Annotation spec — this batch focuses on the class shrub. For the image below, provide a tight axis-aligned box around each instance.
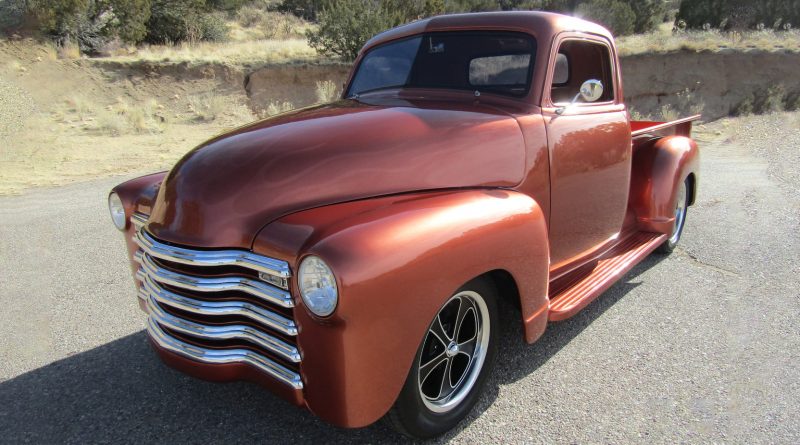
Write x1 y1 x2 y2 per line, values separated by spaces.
265 100 295 116
575 0 636 36
146 0 206 44
733 95 754 116
625 0 666 33
196 11 229 42
107 0 152 43
189 94 228 121
261 11 306 38
753 84 786 114
0 0 28 33
676 0 799 31
237 5 268 27
659 103 678 121
315 80 340 103
278 0 324 21
207 0 248 11
306 0 392 60
23 0 151 51
785 91 800 112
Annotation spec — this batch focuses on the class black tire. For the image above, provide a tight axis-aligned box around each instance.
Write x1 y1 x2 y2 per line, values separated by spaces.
657 178 690 254
385 277 499 439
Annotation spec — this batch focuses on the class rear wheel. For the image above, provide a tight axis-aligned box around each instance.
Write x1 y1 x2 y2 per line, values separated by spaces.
657 178 689 254
386 278 499 439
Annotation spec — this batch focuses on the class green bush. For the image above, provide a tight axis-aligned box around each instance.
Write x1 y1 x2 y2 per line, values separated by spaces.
676 0 799 30
197 11 230 41
0 0 29 33
22 0 151 52
575 0 636 35
207 0 248 11
146 0 228 43
278 0 324 20
106 0 151 43
625 0 666 33
306 0 392 60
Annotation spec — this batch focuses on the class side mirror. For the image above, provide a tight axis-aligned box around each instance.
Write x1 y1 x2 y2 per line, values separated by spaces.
556 79 604 115
579 79 604 102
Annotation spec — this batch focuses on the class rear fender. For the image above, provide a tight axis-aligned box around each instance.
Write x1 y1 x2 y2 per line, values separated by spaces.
253 189 550 427
629 136 699 234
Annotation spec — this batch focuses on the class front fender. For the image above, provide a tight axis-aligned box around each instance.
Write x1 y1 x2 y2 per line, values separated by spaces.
111 172 167 284
630 135 699 234
253 189 549 427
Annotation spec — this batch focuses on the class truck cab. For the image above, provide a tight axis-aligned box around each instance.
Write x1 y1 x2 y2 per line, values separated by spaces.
109 11 699 439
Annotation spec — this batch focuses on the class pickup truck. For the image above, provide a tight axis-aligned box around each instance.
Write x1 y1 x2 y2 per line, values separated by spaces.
109 11 700 439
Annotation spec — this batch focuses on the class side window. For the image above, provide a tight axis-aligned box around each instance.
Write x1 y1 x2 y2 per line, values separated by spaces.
550 39 614 105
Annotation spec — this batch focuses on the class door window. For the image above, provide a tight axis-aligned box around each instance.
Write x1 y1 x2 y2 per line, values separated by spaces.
550 39 615 105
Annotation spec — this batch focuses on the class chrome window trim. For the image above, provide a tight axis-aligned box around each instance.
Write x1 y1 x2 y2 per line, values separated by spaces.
137 273 298 336
134 251 294 308
146 295 301 363
134 229 291 280
147 317 303 390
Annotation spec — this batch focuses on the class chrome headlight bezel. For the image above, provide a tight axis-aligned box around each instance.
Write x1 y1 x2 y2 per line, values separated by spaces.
108 192 127 231
298 255 338 317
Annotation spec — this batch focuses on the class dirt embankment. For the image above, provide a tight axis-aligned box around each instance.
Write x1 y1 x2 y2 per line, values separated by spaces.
245 63 351 109
101 50 800 121
622 50 800 120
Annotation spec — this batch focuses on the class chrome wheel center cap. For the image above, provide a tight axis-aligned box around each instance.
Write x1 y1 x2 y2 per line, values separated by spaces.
446 341 459 357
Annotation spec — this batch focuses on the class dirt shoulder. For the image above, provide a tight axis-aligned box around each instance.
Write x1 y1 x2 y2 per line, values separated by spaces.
0 40 256 195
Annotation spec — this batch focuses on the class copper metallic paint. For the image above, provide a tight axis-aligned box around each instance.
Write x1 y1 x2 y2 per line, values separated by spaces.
253 189 549 427
112 172 166 275
629 134 700 234
109 11 700 431
145 99 526 249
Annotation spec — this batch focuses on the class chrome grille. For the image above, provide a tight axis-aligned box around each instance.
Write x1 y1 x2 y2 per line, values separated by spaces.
131 218 302 390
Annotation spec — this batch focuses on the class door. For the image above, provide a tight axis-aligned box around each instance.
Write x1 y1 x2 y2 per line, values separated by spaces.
543 35 632 269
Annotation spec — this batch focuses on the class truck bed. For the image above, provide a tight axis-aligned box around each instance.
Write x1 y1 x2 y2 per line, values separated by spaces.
631 115 702 139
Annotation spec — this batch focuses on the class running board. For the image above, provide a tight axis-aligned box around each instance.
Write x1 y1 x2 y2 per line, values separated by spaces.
548 232 667 322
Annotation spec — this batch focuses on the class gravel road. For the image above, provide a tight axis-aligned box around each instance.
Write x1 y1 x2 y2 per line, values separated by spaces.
0 114 798 444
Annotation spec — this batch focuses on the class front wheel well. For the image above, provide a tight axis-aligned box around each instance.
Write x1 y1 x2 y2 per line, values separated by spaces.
483 269 521 312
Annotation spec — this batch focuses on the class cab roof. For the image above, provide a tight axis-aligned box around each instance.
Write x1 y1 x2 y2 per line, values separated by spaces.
362 11 613 54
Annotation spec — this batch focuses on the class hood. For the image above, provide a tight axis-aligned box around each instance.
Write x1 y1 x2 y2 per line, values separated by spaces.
147 96 526 249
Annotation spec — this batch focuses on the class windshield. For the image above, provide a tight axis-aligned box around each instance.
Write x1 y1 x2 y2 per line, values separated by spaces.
347 32 536 98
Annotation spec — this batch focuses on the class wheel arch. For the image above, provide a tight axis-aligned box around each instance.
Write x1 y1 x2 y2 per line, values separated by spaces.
252 189 551 428
629 135 699 234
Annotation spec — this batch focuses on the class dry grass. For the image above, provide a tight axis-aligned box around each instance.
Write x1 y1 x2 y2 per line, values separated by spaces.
264 100 295 116
55 95 171 136
7 59 25 73
618 23 800 56
57 42 81 60
234 7 312 40
98 12 317 66
106 38 317 66
188 94 228 122
315 80 340 103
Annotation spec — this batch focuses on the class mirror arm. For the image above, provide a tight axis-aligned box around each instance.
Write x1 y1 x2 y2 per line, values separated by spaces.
555 92 583 115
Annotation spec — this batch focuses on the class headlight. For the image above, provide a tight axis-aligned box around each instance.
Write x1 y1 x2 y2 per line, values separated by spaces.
108 192 126 231
298 256 338 317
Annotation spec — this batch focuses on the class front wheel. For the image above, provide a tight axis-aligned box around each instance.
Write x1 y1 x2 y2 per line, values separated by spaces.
657 178 689 254
386 278 499 439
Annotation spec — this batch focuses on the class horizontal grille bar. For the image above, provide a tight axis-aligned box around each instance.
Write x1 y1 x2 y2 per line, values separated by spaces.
147 317 303 390
134 250 294 308
137 274 298 336
146 295 301 363
131 213 148 231
134 229 291 280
